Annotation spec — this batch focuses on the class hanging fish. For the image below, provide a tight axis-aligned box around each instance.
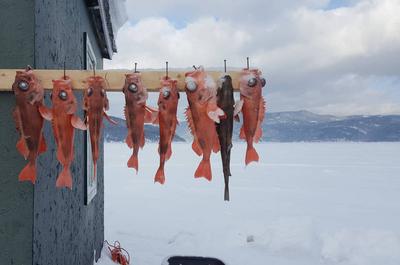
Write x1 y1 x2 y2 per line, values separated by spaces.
154 76 179 184
39 77 86 189
237 68 266 165
83 75 117 180
215 75 243 200
185 66 224 181
123 72 158 173
12 66 47 183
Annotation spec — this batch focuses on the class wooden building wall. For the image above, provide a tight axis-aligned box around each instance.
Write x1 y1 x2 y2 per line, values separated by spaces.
0 0 105 264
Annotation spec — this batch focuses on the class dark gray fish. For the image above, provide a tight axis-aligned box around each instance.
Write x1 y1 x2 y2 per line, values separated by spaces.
216 75 235 201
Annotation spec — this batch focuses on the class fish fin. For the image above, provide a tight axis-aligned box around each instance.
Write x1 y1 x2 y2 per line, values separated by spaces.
38 105 53 121
254 125 262 143
154 167 165 185
245 146 259 165
13 108 22 133
213 134 220 153
207 104 225 123
234 99 244 117
144 106 158 124
18 163 36 184
194 159 212 181
56 167 73 189
140 132 145 148
166 143 172 161
38 134 47 154
103 111 118 125
254 97 266 143
185 107 196 137
192 140 202 156
16 138 29 159
71 115 87 130
239 126 246 140
127 154 139 173
125 133 133 148
234 115 240 122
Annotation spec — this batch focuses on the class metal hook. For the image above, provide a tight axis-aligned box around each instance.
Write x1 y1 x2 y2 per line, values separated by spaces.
224 60 227 73
246 57 250 70
134 62 138 73
166 61 169 79
63 61 66 80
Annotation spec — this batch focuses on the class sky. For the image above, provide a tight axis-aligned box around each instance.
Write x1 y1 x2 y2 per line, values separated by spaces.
104 0 400 117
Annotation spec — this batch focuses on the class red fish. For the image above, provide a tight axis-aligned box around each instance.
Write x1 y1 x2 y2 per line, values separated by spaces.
123 72 158 173
238 68 266 165
185 67 224 181
154 76 179 184
12 66 47 183
83 76 117 180
39 77 86 189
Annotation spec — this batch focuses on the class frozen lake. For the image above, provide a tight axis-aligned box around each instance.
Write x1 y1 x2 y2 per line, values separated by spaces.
98 142 400 265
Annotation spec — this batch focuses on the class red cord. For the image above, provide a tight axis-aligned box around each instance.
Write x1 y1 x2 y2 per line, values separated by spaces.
104 240 130 265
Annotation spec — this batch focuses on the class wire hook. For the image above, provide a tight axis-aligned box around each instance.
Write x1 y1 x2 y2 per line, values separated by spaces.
224 59 227 73
166 61 169 79
63 60 67 80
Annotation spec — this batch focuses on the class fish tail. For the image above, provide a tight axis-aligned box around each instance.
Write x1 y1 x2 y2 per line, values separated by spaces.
245 145 259 165
194 159 212 181
224 183 230 201
127 154 139 173
18 162 36 184
56 166 73 189
154 166 165 185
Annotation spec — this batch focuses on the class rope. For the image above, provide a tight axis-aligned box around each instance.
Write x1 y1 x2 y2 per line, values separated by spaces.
104 240 131 265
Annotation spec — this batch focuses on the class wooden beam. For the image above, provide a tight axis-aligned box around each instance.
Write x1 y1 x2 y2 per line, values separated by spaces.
0 69 241 92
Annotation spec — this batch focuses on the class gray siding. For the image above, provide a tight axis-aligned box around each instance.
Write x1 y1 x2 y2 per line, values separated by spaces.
0 0 105 264
33 0 104 264
0 1 35 265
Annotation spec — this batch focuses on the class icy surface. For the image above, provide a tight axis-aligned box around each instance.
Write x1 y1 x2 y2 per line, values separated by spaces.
97 142 400 265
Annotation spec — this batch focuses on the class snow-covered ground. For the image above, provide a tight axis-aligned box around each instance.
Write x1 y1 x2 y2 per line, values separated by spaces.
97 142 400 265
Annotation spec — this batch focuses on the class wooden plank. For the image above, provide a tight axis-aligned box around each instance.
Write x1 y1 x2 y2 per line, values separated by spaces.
0 69 241 92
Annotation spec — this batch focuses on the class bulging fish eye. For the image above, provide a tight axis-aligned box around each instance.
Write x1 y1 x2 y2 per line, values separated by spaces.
261 78 266 87
100 89 105 97
128 83 138 93
186 80 197 92
59 90 68 101
87 87 93 97
18 81 29 91
161 87 170 99
248 77 257 87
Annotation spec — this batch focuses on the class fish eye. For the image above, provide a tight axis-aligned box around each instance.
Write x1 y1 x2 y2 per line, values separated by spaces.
186 80 197 92
128 83 138 93
100 89 105 97
260 78 266 87
87 87 93 97
248 77 257 87
59 90 68 101
161 87 170 98
18 81 29 91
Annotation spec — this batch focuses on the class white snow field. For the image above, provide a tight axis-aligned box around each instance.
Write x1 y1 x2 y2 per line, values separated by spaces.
97 142 400 265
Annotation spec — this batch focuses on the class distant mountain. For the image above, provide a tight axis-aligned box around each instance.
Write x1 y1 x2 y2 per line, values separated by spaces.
104 116 186 143
104 111 400 143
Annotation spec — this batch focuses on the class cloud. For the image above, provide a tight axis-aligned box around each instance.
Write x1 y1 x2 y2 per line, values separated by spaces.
105 0 400 116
